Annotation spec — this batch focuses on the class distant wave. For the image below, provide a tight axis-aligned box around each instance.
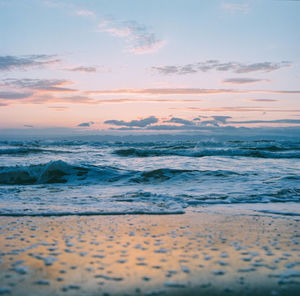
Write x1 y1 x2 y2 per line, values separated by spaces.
0 147 72 155
2 139 299 147
2 145 298 158
113 147 300 158
0 147 47 155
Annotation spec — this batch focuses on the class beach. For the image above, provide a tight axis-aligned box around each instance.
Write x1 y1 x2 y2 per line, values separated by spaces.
1 0 300 294
0 138 299 295
1 204 299 296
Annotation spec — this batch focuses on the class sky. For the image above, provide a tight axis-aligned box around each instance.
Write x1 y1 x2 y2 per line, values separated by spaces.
0 0 300 134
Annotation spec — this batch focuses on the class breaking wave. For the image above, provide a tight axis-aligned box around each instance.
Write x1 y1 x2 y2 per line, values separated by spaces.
0 160 127 185
0 160 242 185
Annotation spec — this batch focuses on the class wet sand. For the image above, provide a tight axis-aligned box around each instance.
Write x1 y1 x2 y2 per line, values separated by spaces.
0 207 300 296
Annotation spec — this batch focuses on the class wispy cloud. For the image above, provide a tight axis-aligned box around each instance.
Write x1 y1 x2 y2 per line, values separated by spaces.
0 91 33 100
223 78 270 84
235 62 291 73
43 1 65 8
152 60 291 75
77 121 95 127
105 116 158 127
247 99 278 102
31 96 201 106
87 88 237 95
43 0 165 55
98 19 166 54
48 106 69 111
2 78 76 93
192 115 232 127
30 95 96 105
221 2 250 14
86 87 300 96
63 66 98 73
77 98 202 104
0 55 60 71
212 115 232 124
164 117 196 125
163 116 231 127
75 9 95 17
0 78 79 106
230 119 300 124
170 106 300 113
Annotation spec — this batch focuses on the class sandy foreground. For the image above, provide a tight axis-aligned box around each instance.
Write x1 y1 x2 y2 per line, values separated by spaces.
0 205 300 296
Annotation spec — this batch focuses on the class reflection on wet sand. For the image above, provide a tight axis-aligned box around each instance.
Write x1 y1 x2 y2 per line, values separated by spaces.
0 211 299 295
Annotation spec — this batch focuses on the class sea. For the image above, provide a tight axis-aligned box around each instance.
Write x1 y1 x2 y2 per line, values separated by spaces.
0 135 299 216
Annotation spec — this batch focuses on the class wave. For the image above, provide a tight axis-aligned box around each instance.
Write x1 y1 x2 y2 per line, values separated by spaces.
2 145 298 158
0 209 185 216
1 138 299 146
0 160 127 185
241 145 300 152
1 187 299 217
113 148 300 158
185 190 300 205
0 147 72 155
0 147 46 155
0 161 241 185
131 168 239 183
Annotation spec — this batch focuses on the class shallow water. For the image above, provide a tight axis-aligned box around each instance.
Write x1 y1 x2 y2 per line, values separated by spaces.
0 138 299 216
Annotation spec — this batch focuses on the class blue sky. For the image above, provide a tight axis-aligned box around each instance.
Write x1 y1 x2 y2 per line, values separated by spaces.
0 0 299 132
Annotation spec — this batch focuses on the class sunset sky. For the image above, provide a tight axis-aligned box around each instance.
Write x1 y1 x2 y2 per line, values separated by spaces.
0 0 300 133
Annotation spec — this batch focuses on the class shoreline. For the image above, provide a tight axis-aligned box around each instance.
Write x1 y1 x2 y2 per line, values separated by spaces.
1 202 299 218
0 206 299 295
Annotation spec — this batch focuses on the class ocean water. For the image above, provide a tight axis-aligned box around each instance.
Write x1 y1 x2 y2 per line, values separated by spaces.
0 137 299 216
